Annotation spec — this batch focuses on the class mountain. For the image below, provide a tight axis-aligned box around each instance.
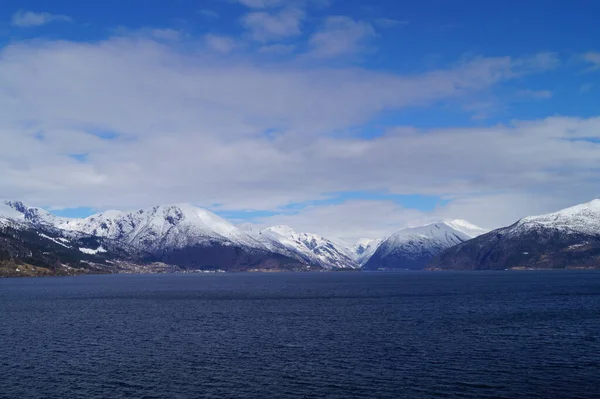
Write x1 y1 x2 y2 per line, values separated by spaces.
1 202 311 272
251 225 359 270
362 220 487 270
430 200 600 270
56 204 265 252
0 216 157 277
351 238 383 266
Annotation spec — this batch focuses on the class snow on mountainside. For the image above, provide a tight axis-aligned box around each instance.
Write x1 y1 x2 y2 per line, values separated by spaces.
252 225 359 269
514 199 600 236
56 204 266 252
0 201 311 271
444 219 489 238
431 199 600 270
0 201 64 228
363 220 486 270
0 201 265 251
352 238 383 266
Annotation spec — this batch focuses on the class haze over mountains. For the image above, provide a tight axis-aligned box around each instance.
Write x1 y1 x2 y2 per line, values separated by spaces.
2 199 600 276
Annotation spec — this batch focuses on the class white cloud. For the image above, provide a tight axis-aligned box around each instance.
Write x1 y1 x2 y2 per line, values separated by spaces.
253 200 428 242
308 16 376 58
582 51 600 70
204 34 238 53
0 35 585 238
250 192 587 242
150 29 182 41
11 10 72 27
241 8 305 42
259 44 296 54
515 51 560 71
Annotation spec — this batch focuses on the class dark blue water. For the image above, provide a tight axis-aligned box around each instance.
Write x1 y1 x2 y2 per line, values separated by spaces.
1 272 600 399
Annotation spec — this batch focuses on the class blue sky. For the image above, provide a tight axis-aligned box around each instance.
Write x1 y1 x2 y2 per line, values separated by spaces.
1 0 599 240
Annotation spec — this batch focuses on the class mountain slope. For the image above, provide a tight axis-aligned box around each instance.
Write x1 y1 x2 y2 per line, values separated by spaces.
430 200 600 270
252 225 359 269
0 219 155 277
363 220 487 270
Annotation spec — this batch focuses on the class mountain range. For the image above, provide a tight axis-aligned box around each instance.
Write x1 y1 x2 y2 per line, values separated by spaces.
2 199 600 276
430 199 600 270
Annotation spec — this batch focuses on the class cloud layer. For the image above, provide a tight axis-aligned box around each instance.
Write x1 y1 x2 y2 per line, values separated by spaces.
11 10 72 27
0 8 596 241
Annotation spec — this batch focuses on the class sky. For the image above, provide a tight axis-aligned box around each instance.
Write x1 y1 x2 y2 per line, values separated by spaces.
0 0 599 242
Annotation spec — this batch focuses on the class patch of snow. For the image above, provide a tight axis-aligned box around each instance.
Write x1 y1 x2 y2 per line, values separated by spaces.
0 200 76 227
0 201 27 221
79 246 107 255
568 243 588 250
38 233 72 248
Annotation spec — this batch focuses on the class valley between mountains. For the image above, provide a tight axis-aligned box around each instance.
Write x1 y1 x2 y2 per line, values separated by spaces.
2 199 600 277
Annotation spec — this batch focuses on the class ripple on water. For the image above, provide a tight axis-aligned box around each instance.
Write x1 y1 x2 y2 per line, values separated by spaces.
0 271 599 399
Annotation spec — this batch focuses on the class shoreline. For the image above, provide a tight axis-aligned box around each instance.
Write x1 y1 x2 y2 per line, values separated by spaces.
3 266 600 279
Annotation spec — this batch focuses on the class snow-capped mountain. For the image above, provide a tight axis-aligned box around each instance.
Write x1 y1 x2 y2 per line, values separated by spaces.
514 199 600 236
0 207 157 277
362 220 487 270
58 204 267 252
351 238 383 266
252 225 359 269
431 200 600 270
2 201 266 251
0 201 310 271
0 201 62 227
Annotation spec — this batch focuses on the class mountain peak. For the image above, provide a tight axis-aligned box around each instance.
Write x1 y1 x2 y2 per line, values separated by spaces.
4 200 27 213
263 225 297 236
518 198 600 236
556 198 600 215
443 219 489 238
363 219 484 270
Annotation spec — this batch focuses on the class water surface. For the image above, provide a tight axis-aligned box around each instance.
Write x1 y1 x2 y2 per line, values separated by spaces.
1 271 599 398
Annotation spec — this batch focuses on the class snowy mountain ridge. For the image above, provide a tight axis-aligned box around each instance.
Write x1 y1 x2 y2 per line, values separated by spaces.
251 225 359 270
1 201 268 251
514 199 600 236
0 201 489 270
